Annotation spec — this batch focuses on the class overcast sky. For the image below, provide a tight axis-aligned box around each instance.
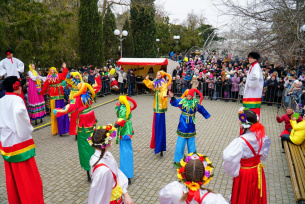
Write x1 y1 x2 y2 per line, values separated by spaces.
157 0 233 32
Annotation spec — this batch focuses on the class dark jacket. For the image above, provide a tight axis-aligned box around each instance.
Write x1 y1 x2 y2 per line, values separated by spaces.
127 73 136 84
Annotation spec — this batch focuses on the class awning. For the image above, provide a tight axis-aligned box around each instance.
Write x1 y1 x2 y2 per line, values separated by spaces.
117 58 168 66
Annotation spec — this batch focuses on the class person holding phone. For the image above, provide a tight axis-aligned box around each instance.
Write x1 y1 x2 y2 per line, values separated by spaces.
276 107 302 137
281 114 305 149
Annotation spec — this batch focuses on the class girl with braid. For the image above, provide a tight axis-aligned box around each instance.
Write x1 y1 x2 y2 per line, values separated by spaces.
159 153 227 204
223 108 271 204
87 125 133 204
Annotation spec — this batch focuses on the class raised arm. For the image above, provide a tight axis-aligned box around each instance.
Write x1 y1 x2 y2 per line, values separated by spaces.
143 78 154 90
53 98 79 117
39 79 50 96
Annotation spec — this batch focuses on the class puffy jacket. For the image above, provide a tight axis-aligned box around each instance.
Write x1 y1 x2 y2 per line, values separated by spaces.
290 120 305 145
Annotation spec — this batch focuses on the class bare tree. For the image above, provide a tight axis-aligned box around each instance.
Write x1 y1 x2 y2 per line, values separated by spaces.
213 0 305 66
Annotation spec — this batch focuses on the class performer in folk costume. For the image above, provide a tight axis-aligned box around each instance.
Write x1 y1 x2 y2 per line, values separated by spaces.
223 107 271 204
40 63 69 136
114 95 137 184
0 50 26 104
27 64 46 125
87 125 133 204
65 72 101 140
53 82 101 181
159 152 228 204
169 89 211 164
243 52 264 117
0 76 44 204
143 70 172 156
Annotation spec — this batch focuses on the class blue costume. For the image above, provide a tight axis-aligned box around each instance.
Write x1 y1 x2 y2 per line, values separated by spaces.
115 96 137 179
170 89 211 162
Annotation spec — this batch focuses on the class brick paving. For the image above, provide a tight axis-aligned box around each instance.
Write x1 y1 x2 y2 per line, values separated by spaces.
0 94 296 204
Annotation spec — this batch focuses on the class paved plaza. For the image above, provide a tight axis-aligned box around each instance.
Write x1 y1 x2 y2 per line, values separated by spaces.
0 94 296 204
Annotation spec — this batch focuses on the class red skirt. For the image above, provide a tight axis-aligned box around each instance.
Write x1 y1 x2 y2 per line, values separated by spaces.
231 156 267 204
4 157 44 204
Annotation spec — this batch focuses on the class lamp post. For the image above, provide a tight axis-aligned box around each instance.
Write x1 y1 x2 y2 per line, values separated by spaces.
173 35 180 54
114 29 128 58
156 39 160 58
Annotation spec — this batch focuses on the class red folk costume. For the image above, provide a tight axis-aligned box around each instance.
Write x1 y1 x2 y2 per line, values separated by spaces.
53 82 101 171
40 67 69 135
223 107 271 204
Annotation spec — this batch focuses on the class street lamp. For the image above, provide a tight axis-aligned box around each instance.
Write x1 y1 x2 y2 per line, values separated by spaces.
173 35 180 54
156 39 160 57
114 29 128 58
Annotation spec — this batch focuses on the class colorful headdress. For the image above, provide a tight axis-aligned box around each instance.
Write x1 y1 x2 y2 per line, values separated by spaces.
29 64 41 88
87 125 117 149
119 95 137 120
70 72 83 86
73 82 96 106
47 67 59 83
157 71 172 87
238 107 265 144
181 89 189 98
188 88 203 104
175 152 213 203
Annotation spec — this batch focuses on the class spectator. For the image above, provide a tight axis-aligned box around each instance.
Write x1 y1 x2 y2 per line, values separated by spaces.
147 67 155 80
276 107 302 137
223 75 231 102
88 71 95 85
127 69 136 96
175 75 182 94
266 75 278 105
206 75 215 100
63 85 71 104
239 77 246 101
289 82 303 101
231 72 240 102
184 72 192 89
83 71 89 83
276 77 285 104
117 67 126 95
215 76 223 100
281 115 305 149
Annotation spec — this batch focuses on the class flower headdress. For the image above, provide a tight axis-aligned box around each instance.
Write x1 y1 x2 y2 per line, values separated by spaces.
238 107 259 129
175 152 213 203
87 125 117 149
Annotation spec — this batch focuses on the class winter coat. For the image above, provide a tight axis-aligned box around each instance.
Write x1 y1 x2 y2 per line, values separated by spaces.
231 77 240 92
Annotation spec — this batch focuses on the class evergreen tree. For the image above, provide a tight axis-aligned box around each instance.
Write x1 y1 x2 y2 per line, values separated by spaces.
122 18 134 58
130 0 157 58
0 0 74 68
79 0 103 67
103 7 118 61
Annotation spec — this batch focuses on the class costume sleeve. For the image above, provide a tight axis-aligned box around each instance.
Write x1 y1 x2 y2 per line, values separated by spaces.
160 82 168 98
248 66 260 88
143 79 154 90
92 74 102 93
59 67 68 81
53 98 78 117
0 60 7 77
13 101 34 140
115 106 126 127
28 71 37 81
223 138 243 178
117 169 128 194
276 115 285 123
197 104 211 119
203 193 229 204
170 97 181 107
39 79 49 95
15 58 24 73
88 167 113 204
159 182 175 204
260 136 271 161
